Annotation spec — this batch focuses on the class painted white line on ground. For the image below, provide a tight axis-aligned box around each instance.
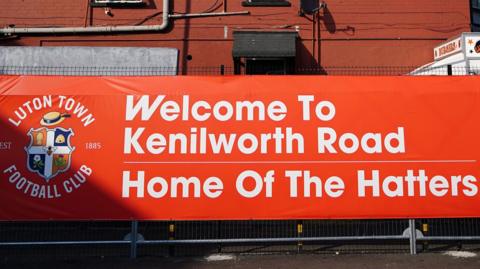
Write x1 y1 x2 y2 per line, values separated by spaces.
443 251 478 258
204 254 236 262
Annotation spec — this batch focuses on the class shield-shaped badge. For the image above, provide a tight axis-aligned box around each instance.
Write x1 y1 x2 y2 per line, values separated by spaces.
25 127 75 181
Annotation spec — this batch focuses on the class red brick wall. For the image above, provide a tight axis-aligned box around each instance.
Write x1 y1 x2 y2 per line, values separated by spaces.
0 0 472 71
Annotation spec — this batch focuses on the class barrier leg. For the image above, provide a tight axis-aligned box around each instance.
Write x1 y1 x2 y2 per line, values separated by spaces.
409 219 417 255
168 222 176 257
130 220 138 259
297 220 303 253
422 223 429 252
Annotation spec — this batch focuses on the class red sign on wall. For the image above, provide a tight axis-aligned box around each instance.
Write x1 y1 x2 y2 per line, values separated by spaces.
0 75 479 220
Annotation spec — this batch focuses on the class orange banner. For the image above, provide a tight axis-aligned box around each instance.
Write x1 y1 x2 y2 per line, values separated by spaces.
0 75 479 220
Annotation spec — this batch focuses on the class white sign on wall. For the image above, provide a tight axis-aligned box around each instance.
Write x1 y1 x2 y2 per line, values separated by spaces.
434 37 462 60
465 35 480 58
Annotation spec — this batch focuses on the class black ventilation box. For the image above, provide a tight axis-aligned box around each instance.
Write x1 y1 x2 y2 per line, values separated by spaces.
300 0 320 15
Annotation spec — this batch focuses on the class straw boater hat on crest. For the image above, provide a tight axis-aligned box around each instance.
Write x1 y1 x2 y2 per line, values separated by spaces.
40 112 70 126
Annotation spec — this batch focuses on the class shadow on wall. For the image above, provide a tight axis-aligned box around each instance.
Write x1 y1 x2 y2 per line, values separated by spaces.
0 37 22 46
296 40 326 74
321 6 336 34
296 4 338 72
297 4 356 73
322 6 355 36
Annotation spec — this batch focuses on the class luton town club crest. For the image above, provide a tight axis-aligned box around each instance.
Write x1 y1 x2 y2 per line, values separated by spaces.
25 112 75 181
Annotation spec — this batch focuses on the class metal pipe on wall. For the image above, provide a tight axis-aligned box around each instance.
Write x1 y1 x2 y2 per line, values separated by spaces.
0 1 249 35
168 11 249 19
0 0 170 35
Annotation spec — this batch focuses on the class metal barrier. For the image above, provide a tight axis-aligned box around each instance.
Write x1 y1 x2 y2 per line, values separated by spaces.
2 218 480 259
0 65 478 76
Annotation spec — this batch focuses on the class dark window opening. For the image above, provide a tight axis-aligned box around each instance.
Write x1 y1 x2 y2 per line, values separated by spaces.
471 0 480 31
242 0 291 7
233 58 294 75
90 0 145 7
245 58 294 75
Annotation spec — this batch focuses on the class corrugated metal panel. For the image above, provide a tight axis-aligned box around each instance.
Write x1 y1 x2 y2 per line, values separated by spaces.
0 46 179 75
